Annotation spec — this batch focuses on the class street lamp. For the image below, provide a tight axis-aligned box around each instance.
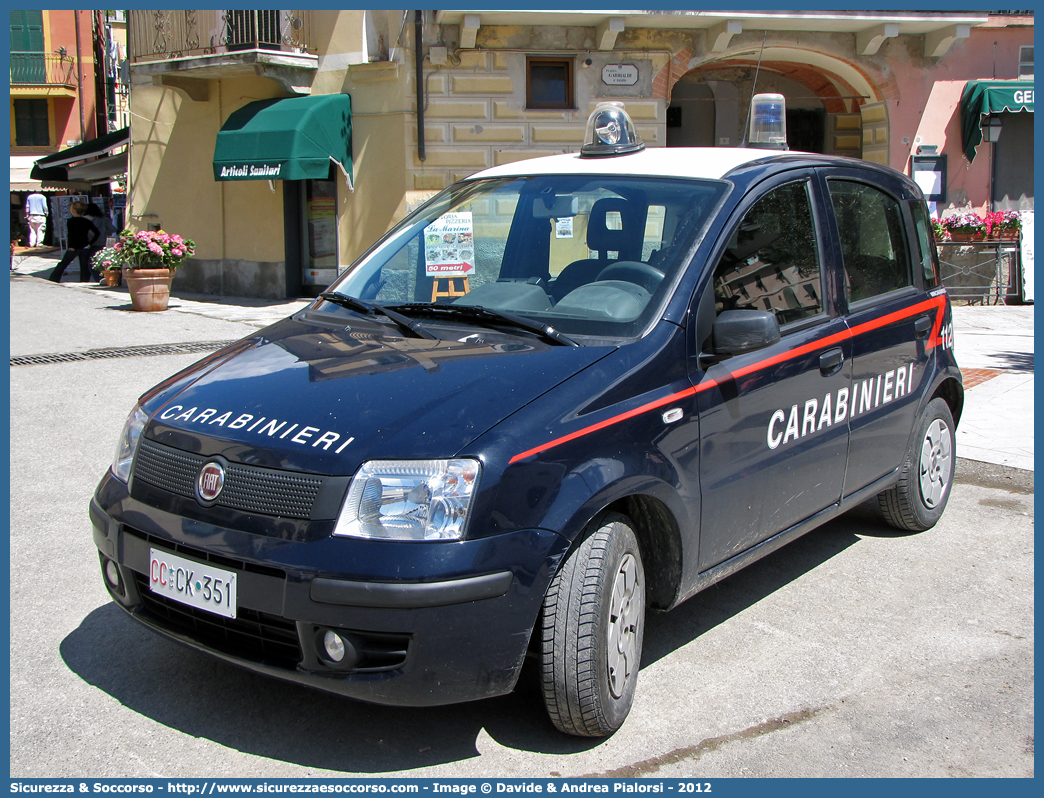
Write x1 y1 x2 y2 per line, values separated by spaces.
984 115 1003 142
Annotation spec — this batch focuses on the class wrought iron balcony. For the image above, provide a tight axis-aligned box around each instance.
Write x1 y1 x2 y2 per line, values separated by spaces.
128 10 314 63
10 52 77 87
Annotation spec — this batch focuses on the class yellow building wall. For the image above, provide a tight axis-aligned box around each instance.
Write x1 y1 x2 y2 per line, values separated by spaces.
128 76 286 264
215 77 287 263
399 40 666 198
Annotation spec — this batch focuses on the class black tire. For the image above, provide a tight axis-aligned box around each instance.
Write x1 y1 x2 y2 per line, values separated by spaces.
539 513 645 737
878 397 956 531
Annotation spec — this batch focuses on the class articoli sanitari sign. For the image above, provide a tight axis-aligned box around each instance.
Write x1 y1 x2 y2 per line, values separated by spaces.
217 163 283 179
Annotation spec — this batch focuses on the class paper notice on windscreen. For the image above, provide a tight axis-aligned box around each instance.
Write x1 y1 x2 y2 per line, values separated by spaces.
556 217 574 239
424 212 476 277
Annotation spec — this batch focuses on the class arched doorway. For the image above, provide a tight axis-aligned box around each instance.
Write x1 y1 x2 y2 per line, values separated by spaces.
664 47 889 161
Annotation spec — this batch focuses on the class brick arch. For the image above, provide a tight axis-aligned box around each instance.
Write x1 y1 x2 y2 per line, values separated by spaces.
655 46 893 112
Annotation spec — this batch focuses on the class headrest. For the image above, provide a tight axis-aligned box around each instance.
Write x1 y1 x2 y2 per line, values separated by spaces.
586 198 640 258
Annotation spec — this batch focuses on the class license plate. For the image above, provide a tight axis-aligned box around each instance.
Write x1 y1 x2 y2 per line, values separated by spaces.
148 548 237 619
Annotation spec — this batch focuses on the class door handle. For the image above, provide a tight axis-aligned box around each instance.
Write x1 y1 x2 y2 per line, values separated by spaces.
819 347 844 376
914 315 932 338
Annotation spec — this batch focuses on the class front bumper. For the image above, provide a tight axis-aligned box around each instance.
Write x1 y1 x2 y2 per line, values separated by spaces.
91 475 570 707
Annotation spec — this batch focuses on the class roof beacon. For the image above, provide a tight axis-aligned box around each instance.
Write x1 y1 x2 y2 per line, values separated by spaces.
581 102 645 157
747 93 789 150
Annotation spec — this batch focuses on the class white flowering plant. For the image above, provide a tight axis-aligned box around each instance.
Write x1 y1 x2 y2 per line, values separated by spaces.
940 209 985 238
91 243 125 272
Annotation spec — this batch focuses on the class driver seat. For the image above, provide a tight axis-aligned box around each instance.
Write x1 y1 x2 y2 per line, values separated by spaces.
550 198 643 301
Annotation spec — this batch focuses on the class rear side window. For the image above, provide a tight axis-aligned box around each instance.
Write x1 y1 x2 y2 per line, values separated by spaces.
828 180 912 302
910 201 941 287
712 180 823 327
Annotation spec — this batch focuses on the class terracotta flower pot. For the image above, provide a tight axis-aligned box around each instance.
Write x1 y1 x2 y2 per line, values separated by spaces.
124 267 173 311
103 269 122 287
948 231 982 243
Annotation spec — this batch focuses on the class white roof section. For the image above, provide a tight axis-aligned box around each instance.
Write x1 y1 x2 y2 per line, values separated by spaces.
466 147 785 182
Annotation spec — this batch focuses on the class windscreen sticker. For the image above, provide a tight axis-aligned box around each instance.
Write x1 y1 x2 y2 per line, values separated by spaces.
425 212 476 277
555 217 574 239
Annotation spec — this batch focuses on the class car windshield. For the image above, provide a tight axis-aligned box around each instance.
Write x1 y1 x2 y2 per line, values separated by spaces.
328 174 728 340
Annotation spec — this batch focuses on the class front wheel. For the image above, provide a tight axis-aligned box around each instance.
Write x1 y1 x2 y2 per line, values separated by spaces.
539 513 646 737
878 397 956 531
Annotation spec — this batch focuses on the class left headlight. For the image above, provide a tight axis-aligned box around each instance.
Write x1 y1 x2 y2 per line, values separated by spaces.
112 404 149 483
333 459 482 541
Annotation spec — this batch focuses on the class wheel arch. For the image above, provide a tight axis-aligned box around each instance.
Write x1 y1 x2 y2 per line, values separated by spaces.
568 492 685 612
932 374 964 428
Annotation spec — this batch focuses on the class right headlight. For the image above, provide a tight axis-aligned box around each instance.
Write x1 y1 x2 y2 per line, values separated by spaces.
112 404 149 483
333 459 481 541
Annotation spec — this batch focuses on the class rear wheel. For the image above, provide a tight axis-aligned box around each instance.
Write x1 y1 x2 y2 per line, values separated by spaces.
878 397 955 531
539 513 645 737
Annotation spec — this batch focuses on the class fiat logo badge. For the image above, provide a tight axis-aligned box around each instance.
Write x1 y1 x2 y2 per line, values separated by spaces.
197 461 226 503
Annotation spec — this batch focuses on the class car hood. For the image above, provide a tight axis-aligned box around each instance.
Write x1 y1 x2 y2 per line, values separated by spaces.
145 314 612 474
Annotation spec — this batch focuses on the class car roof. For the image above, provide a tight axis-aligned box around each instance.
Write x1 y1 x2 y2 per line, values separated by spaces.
468 147 776 182
466 147 919 195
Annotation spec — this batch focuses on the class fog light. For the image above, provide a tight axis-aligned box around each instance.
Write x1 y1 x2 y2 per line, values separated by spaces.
103 559 121 591
323 630 346 663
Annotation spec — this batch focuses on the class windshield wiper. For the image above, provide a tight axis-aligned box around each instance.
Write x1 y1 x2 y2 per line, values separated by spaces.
387 303 579 347
318 293 437 340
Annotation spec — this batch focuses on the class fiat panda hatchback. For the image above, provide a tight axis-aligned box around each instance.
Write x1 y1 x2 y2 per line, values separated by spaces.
91 102 962 737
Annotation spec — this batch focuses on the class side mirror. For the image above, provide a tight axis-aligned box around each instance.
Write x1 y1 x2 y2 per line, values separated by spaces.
710 309 781 357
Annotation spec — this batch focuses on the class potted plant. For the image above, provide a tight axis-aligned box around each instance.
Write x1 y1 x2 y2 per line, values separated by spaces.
118 230 195 311
983 210 1022 240
940 210 986 242
91 243 126 286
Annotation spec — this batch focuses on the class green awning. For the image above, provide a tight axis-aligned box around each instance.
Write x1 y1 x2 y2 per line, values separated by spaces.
960 80 1034 163
30 126 129 187
213 94 353 188
32 126 129 169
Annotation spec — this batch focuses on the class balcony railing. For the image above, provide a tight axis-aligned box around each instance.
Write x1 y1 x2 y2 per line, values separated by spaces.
10 52 77 86
128 9 314 63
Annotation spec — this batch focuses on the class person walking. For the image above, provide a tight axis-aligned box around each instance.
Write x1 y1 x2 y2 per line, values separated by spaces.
49 201 99 283
25 192 48 247
83 203 117 281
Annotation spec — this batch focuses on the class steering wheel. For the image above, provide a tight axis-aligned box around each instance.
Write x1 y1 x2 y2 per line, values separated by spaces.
597 261 666 294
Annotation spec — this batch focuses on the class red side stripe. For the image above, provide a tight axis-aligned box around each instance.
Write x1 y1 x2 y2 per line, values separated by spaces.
510 296 947 463
509 381 718 464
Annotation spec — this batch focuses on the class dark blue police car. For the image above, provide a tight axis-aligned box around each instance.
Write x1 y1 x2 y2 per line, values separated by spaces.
92 101 962 737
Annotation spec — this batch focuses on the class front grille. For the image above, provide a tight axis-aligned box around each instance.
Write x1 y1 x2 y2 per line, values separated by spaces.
124 526 286 580
132 571 302 669
134 438 324 519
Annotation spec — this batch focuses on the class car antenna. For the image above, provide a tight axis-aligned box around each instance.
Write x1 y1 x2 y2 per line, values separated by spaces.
741 31 769 147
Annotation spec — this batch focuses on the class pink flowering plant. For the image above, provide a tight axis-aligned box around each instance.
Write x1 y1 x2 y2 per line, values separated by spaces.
116 229 196 271
982 210 1022 237
931 218 950 242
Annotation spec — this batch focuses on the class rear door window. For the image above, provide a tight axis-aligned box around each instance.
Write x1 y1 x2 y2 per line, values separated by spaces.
910 201 941 288
827 180 913 303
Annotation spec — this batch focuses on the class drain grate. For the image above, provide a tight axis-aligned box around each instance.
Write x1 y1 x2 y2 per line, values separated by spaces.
11 340 240 367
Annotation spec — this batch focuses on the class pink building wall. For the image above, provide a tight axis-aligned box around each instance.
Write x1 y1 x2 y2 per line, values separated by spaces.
883 20 1032 215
